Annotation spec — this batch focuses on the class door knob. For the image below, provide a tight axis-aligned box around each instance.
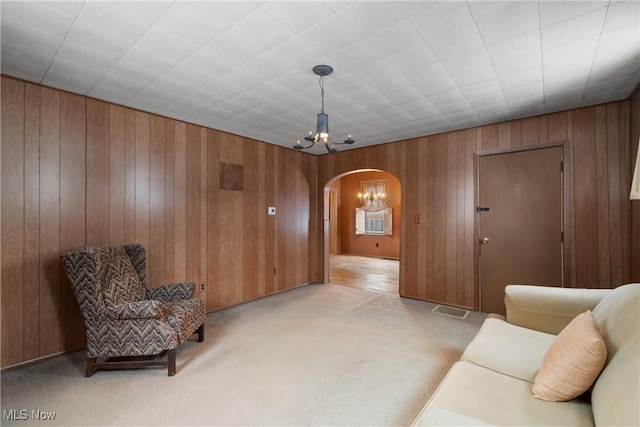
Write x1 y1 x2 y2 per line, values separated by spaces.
480 237 490 245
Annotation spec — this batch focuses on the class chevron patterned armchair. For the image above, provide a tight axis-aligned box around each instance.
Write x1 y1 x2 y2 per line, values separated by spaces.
61 244 205 376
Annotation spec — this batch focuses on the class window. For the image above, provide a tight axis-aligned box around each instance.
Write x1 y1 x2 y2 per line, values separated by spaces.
355 207 392 236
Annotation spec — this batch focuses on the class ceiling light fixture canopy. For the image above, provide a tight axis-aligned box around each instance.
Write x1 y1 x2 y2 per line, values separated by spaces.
293 65 355 154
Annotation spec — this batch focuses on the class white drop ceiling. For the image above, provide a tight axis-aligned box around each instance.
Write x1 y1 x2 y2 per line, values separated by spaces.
2 1 639 155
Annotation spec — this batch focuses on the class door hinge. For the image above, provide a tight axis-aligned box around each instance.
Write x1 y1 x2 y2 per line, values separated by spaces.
560 161 564 172
561 231 564 242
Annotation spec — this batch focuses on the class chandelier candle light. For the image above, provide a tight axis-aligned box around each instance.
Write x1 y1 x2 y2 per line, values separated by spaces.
293 65 355 154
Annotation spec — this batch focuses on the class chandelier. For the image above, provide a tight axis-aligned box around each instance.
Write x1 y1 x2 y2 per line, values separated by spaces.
293 65 355 154
358 182 388 212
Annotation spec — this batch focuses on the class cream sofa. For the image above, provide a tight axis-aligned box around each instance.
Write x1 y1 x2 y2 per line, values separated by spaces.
413 283 640 426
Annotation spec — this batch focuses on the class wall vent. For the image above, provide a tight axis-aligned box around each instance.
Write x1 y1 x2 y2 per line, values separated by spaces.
432 305 469 320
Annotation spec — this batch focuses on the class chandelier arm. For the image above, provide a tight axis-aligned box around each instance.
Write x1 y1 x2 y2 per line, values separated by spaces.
293 139 315 150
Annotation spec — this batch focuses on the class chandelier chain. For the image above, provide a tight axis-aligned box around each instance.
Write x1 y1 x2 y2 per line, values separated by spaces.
319 75 325 114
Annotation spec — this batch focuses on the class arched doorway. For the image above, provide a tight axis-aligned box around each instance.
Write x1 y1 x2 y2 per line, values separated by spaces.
323 169 401 294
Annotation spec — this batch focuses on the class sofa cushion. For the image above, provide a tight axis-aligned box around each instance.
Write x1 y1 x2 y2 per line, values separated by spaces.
419 361 594 426
590 283 640 426
413 407 492 426
532 311 607 402
462 317 555 383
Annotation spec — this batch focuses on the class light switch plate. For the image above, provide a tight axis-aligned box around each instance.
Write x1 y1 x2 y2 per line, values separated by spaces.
268 207 276 215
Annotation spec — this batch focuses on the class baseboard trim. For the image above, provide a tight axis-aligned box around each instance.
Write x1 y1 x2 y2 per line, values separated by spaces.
0 347 84 373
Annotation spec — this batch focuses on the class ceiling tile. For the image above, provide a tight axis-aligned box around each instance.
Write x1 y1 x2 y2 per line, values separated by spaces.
337 2 406 38
43 57 106 94
77 1 151 42
137 26 201 62
148 76 197 98
1 17 63 55
543 36 599 79
126 87 181 113
471 1 539 46
539 1 609 27
590 60 640 84
397 1 444 18
486 30 541 64
405 63 458 97
217 67 267 92
468 92 507 108
1 1 74 37
493 54 543 81
261 1 334 34
185 1 262 30
498 66 543 91
57 40 119 72
503 83 544 101
460 79 503 100
425 26 485 62
326 41 382 73
164 63 217 89
388 45 439 75
66 20 134 58
245 37 322 81
177 50 235 79
37 1 84 18
602 1 640 32
1 40 52 82
88 74 147 105
108 60 164 86
365 21 424 58
544 73 590 92
300 14 360 55
121 45 180 76
545 86 586 104
451 65 498 88
541 7 607 50
410 1 476 41
152 2 226 46
223 8 294 53
204 31 265 67
592 24 640 69
112 1 173 24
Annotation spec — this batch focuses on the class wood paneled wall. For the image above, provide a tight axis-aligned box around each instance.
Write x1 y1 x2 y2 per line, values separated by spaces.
1 74 635 369
630 86 640 282
318 103 633 309
1 76 319 369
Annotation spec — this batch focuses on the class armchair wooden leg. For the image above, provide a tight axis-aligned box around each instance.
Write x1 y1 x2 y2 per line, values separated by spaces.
197 323 205 342
85 357 96 377
167 349 176 376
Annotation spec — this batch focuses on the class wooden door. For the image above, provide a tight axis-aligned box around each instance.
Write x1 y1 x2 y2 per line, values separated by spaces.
478 147 564 315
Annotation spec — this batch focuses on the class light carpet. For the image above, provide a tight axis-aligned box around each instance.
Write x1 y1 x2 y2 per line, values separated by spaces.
1 283 485 426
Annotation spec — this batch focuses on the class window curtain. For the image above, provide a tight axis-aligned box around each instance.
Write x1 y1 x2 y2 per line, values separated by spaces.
362 182 388 212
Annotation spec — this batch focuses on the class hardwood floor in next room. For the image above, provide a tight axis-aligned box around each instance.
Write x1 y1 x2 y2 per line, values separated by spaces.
329 254 399 295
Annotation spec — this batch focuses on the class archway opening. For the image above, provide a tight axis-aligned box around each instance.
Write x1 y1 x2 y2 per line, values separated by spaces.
323 169 401 295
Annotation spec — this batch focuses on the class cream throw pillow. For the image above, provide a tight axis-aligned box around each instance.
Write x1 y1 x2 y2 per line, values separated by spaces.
532 310 607 402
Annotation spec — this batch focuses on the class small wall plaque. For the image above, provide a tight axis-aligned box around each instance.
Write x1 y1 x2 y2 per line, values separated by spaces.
220 162 243 191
